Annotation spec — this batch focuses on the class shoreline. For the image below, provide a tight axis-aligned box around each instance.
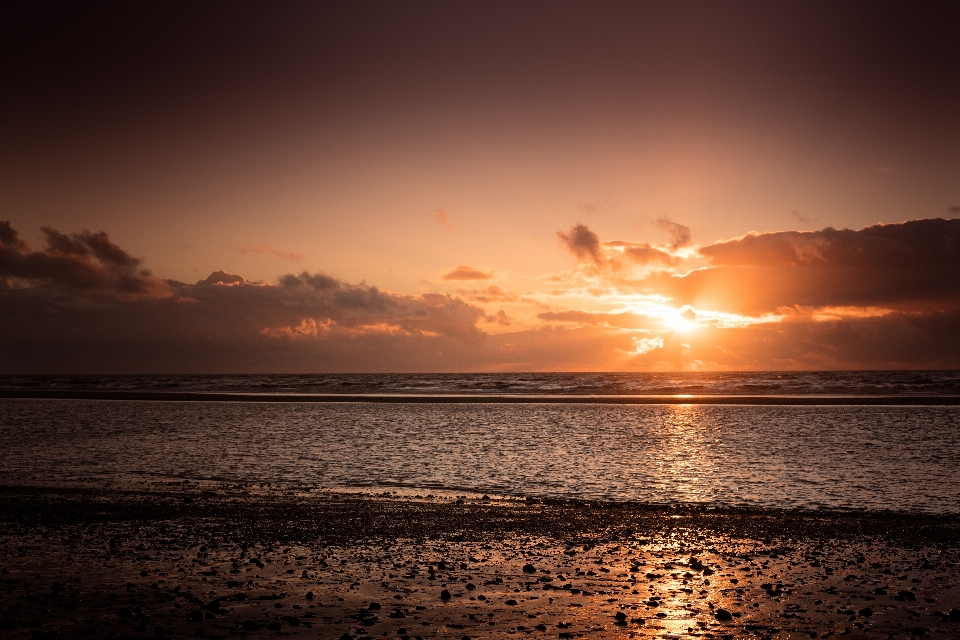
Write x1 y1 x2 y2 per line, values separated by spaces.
4 389 960 405
2 485 959 639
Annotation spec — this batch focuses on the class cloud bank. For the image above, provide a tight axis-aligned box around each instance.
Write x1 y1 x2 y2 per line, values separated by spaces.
641 218 960 314
3 219 960 372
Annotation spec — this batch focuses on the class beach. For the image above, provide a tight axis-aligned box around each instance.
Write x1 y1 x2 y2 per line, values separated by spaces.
3 482 960 639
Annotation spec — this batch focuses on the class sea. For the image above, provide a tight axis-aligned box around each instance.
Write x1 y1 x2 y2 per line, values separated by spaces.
1 372 959 513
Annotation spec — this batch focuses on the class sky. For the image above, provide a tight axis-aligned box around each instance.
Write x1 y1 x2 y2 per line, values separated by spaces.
2 0 960 372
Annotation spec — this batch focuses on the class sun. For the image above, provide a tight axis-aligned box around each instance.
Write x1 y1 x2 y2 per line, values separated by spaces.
667 306 699 333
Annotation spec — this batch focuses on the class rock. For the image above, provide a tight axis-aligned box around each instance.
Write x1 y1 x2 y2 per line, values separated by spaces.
522 564 536 573
440 590 451 600
368 602 381 610
186 610 203 622
305 591 314 600
505 599 518 605
241 620 259 630
689 557 705 571
204 600 220 612
715 609 733 621
859 607 873 617
481 495 490 501
614 612 627 621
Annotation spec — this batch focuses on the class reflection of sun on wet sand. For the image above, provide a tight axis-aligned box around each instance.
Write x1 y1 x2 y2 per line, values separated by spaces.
2 484 959 639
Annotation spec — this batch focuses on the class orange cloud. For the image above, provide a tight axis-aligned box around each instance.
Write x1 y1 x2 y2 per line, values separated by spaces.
4 219 960 372
430 209 453 229
637 218 960 315
238 244 305 262
441 265 494 281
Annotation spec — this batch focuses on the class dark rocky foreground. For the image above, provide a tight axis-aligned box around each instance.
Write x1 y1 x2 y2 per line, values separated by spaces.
2 483 960 639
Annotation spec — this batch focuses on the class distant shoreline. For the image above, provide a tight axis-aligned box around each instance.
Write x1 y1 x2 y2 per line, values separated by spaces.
3 389 960 405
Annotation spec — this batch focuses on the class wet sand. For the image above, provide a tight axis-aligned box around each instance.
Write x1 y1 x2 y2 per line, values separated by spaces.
2 483 960 639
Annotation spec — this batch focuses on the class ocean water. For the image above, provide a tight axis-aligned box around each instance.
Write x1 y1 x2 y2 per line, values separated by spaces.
3 370 960 396
1 392 959 513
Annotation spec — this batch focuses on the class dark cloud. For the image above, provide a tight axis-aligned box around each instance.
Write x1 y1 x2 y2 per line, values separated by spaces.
0 266 488 372
655 218 691 250
949 205 960 216
0 222 169 296
557 223 603 265
440 265 494 281
280 271 339 290
640 218 960 314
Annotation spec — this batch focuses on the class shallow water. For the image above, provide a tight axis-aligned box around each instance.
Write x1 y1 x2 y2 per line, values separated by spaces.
2 399 958 512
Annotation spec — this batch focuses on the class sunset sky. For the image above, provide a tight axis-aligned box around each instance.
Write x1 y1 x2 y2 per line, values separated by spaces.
2 0 959 372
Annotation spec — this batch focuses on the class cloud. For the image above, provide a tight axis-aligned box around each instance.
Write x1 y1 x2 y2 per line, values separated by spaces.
606 241 679 266
4 219 960 373
0 221 170 297
560 224 681 268
538 310 648 329
464 285 517 303
949 205 960 217
639 218 960 315
655 217 691 249
440 265 494 281
557 223 603 265
196 270 252 286
430 209 453 229
791 210 812 225
238 244 305 262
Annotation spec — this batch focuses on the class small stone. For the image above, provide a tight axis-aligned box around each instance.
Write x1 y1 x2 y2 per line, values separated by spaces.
440 590 451 600
505 599 518 605
368 602 381 610
614 612 627 621
522 564 536 573
305 591 314 600
715 608 733 621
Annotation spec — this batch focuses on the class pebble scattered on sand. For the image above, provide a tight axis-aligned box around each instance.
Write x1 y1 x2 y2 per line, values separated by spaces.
2 483 959 639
